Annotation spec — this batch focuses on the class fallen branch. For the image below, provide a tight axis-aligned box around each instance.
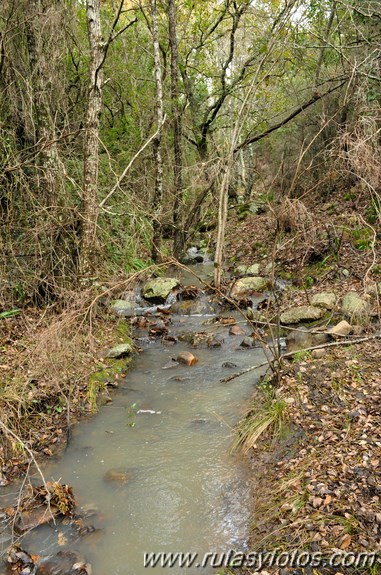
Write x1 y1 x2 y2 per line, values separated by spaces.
220 334 381 383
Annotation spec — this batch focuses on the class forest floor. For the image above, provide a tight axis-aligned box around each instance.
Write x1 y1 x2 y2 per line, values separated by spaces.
224 188 381 574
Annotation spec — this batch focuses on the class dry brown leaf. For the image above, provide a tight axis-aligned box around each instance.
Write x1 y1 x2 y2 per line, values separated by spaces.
340 533 352 549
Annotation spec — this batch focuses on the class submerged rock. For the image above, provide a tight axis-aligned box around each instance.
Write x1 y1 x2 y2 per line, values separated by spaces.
170 298 218 315
280 306 324 325
222 361 238 368
230 276 270 298
103 468 134 485
36 551 90 575
142 277 180 303
15 507 53 534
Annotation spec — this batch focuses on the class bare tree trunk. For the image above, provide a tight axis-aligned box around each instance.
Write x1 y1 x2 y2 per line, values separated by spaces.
26 0 65 206
168 0 183 259
214 159 232 288
150 0 164 262
79 0 104 277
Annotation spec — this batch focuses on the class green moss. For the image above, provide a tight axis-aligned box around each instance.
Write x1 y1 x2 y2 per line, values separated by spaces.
371 264 381 276
115 319 133 344
88 357 132 411
351 226 373 251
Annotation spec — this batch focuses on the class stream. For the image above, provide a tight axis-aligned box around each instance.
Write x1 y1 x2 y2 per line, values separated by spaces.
3 265 268 575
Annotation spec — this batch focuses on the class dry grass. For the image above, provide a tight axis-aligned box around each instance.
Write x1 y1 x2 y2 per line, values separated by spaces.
275 197 316 241
0 265 164 470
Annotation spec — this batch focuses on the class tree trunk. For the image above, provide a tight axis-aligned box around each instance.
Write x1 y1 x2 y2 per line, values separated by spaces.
168 0 184 258
214 159 232 288
26 0 65 207
150 0 164 262
79 0 104 277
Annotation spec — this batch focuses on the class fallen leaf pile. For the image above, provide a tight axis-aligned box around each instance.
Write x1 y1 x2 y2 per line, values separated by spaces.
245 340 381 574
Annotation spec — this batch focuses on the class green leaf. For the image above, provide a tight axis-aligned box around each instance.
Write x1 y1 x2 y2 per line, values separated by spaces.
0 309 21 319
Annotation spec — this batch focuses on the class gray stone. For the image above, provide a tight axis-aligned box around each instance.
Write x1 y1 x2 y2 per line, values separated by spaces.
109 299 136 317
286 329 312 353
311 292 336 310
311 332 329 346
235 263 261 276
103 343 133 359
280 306 325 325
246 308 265 323
312 348 327 359
328 320 352 337
230 276 270 298
247 264 261 275
142 277 180 303
170 298 218 315
341 292 370 324
240 336 256 348
364 282 381 298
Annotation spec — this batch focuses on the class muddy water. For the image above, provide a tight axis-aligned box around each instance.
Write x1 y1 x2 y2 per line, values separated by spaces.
22 267 267 574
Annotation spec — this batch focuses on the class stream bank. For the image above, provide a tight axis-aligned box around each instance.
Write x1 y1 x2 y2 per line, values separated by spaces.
1 263 270 575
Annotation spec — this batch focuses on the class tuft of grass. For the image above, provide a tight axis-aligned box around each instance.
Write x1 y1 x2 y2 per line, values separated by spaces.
351 226 373 250
293 349 311 363
232 385 288 453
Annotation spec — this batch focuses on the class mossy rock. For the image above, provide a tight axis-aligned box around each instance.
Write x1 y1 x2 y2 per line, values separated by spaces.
103 343 134 359
142 277 179 303
231 276 270 298
311 292 336 310
110 299 135 316
341 292 370 325
280 305 325 325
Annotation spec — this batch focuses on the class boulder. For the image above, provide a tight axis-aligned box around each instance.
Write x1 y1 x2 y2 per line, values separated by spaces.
328 320 352 337
103 343 133 359
341 292 370 324
311 292 336 310
280 306 324 325
142 277 180 303
230 276 270 298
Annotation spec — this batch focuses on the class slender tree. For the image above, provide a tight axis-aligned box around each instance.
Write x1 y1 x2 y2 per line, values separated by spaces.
150 0 164 262
79 0 104 277
168 0 184 258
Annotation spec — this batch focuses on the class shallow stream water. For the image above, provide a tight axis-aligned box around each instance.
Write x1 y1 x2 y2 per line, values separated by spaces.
3 265 267 575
